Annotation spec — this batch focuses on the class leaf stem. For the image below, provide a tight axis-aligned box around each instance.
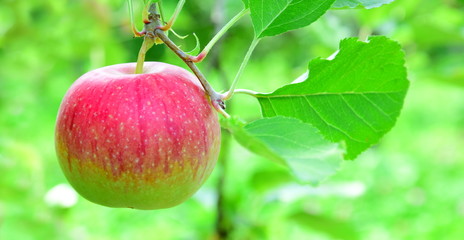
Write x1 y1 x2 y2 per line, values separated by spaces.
128 0 145 36
190 8 250 62
223 38 260 100
156 1 165 23
159 0 185 31
233 89 259 97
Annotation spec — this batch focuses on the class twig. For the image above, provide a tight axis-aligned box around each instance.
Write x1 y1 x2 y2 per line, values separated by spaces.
141 3 228 117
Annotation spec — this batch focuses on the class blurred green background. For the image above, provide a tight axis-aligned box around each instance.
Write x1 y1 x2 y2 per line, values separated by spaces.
1 0 463 239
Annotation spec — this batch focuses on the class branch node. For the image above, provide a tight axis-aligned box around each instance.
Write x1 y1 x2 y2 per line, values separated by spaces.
143 3 227 116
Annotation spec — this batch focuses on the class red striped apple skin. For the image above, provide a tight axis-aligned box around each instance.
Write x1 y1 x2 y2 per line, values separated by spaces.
55 62 221 209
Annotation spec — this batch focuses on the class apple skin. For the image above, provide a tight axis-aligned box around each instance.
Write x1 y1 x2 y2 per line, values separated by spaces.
55 62 221 210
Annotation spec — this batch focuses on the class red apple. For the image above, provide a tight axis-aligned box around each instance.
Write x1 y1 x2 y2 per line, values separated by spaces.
55 62 221 209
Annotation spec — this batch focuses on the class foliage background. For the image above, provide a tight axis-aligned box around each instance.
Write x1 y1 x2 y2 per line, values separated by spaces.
1 0 463 239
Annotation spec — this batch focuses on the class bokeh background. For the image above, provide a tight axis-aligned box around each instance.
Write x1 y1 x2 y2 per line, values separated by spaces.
1 0 463 239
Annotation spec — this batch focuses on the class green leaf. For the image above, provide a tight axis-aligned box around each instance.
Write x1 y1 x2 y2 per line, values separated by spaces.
256 36 409 159
249 0 336 38
332 0 394 9
242 0 249 8
223 116 344 185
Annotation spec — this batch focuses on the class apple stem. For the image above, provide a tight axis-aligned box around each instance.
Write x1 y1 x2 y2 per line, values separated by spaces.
135 37 155 74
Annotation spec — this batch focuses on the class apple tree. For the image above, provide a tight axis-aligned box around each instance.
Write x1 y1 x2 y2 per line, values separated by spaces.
54 0 409 233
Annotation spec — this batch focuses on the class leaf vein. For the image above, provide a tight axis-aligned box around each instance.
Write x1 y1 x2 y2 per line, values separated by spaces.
264 0 329 33
340 95 381 133
303 96 366 144
360 94 394 121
